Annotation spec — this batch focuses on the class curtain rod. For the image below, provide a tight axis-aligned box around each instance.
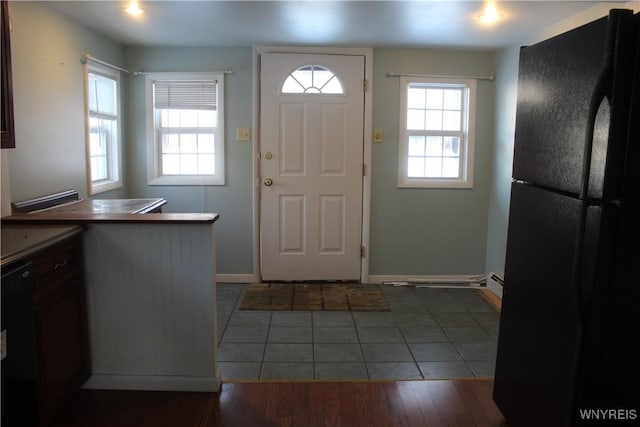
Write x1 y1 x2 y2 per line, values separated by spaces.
386 72 495 81
81 54 130 74
132 70 233 76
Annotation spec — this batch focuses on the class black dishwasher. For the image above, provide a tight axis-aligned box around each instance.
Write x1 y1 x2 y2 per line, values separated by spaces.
1 261 38 427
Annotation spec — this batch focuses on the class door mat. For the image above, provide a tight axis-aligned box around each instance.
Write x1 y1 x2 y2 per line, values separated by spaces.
238 283 390 311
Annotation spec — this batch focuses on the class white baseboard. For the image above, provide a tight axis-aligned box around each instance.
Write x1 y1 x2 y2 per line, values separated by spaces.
486 272 503 298
216 273 258 283
83 371 221 392
369 273 502 300
368 274 487 286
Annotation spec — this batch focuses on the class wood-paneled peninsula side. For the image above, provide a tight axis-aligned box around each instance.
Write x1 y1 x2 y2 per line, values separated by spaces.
2 209 222 393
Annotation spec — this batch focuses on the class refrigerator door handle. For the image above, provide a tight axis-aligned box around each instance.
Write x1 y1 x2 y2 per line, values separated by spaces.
580 63 612 200
578 205 617 307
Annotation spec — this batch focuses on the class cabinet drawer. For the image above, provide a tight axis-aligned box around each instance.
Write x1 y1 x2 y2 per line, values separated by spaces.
32 237 83 289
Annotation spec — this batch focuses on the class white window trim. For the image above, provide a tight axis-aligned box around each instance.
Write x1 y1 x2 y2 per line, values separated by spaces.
84 63 123 195
397 77 476 189
145 72 225 186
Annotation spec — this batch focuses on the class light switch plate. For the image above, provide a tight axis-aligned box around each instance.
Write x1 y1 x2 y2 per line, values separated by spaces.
373 128 383 143
236 127 251 142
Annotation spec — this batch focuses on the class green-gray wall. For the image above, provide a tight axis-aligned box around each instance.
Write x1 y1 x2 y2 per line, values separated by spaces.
370 48 494 276
123 47 254 274
5 1 127 202
484 47 519 277
4 1 507 278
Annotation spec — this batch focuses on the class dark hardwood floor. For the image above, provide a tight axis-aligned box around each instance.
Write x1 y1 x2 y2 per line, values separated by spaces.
51 379 507 427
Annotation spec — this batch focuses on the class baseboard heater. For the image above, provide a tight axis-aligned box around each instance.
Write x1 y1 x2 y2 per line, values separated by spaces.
384 274 488 289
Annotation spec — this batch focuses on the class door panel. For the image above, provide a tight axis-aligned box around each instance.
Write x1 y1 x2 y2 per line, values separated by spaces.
319 195 345 253
280 195 305 254
260 53 364 281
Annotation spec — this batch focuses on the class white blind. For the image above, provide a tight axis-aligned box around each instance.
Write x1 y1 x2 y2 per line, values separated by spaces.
88 72 117 116
153 80 218 110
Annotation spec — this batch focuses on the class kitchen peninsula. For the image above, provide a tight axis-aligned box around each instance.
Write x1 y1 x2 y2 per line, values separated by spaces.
2 197 221 395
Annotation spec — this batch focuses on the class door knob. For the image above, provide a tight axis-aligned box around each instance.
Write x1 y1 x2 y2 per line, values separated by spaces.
263 178 273 186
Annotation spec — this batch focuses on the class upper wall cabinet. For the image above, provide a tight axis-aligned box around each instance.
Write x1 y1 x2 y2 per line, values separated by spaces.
1 0 15 149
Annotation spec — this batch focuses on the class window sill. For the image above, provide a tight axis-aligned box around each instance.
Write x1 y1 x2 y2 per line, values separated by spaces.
147 175 225 186
397 177 473 189
90 180 123 195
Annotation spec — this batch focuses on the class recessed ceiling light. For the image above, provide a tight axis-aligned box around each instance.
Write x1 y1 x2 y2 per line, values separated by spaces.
125 1 144 17
478 2 502 24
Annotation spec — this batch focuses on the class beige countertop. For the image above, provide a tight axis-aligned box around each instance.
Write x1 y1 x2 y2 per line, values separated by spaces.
0 224 84 267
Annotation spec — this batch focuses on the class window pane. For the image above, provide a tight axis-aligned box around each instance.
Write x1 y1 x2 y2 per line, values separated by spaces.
407 87 426 109
162 154 180 174
180 154 199 174
91 156 107 181
180 110 198 128
442 111 461 131
425 136 443 156
425 89 443 109
89 131 106 156
321 77 343 94
425 158 443 177
88 73 117 115
166 109 180 127
199 134 215 153
408 136 425 156
443 136 460 156
199 109 216 126
282 77 304 93
198 154 216 174
293 68 313 89
162 134 180 153
442 158 460 178
443 89 462 109
314 69 333 89
407 110 425 130
425 110 442 130
181 134 198 153
408 157 425 177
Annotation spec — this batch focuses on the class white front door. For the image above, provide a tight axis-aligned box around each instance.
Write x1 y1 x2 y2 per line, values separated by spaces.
260 53 365 281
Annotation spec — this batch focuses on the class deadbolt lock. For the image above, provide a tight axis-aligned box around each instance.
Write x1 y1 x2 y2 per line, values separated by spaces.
264 152 273 160
263 178 273 186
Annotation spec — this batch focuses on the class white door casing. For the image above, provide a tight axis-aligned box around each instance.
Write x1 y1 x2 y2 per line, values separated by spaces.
260 53 365 281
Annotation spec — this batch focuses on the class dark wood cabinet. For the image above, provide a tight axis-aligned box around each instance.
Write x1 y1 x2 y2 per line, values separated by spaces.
1 0 15 149
32 236 90 426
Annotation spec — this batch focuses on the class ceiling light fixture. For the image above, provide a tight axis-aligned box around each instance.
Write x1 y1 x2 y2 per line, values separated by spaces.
478 1 502 25
125 1 144 17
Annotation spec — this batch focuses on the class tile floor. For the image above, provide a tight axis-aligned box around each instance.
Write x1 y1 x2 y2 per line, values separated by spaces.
216 283 499 381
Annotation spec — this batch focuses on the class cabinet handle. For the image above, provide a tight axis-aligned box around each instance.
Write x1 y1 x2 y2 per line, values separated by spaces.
54 258 71 270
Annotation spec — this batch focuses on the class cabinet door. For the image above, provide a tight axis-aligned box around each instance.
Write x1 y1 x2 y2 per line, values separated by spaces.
35 279 90 426
1 0 15 149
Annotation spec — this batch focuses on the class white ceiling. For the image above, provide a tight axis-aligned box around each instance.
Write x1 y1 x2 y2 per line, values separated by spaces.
48 1 631 50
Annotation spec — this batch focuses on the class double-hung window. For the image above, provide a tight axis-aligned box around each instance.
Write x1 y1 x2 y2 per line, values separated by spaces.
398 77 476 188
85 63 122 194
146 72 225 185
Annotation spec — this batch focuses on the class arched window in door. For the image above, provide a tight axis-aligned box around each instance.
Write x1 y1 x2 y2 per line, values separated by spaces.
281 65 344 94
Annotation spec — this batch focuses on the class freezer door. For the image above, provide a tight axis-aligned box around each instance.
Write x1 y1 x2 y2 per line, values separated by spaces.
494 183 583 427
513 10 636 198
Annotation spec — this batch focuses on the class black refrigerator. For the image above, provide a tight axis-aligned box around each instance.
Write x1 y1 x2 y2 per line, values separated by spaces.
494 9 639 427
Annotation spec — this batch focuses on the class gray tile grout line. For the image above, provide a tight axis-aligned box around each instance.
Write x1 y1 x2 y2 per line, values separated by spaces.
350 304 369 379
